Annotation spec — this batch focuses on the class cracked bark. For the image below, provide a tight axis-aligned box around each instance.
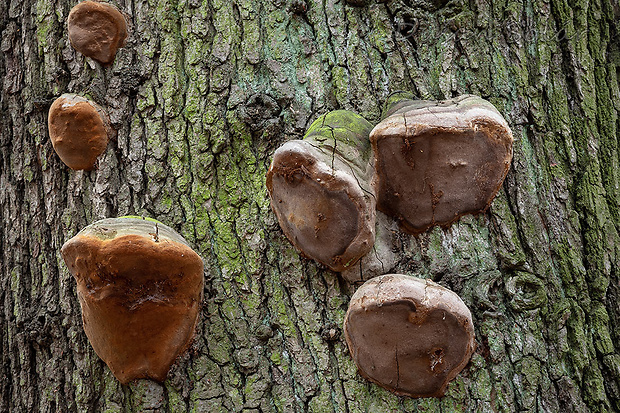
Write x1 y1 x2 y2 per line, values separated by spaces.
1 0 619 412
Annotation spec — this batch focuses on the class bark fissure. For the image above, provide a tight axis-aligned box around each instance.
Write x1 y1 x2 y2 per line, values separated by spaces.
2 0 620 411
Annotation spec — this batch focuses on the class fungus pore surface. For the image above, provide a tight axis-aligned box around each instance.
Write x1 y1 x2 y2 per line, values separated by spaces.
68 0 128 65
61 217 204 384
48 94 110 170
370 95 513 235
344 274 475 398
266 110 376 272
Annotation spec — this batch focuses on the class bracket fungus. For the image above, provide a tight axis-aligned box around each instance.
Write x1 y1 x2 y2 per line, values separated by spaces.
370 94 513 235
48 94 110 170
61 217 204 384
266 110 376 272
68 0 128 65
344 274 475 398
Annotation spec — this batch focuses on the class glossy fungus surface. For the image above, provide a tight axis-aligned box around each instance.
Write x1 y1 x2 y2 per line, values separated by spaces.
68 0 128 65
48 94 109 170
266 110 375 272
61 217 204 384
370 95 513 235
344 274 475 398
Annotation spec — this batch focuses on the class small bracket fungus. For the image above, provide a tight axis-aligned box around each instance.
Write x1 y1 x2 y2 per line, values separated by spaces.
68 0 128 65
48 94 111 170
344 274 475 398
370 94 513 235
61 217 204 384
266 110 376 272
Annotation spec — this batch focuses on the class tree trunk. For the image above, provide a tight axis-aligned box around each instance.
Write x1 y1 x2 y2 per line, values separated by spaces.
1 0 619 411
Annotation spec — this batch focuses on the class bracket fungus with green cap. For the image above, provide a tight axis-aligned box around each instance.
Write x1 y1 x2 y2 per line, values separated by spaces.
48 94 111 170
266 110 376 272
370 94 513 235
61 217 204 384
344 274 475 398
68 0 128 65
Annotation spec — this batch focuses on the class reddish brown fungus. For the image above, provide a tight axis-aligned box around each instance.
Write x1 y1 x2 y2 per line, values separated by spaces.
48 94 110 170
370 94 513 235
344 274 475 398
68 0 128 65
266 110 376 273
61 217 204 384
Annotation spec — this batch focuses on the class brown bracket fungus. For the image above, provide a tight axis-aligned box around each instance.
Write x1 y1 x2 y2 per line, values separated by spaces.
344 274 475 398
61 217 204 384
68 0 128 65
266 110 376 272
370 94 513 235
48 94 111 170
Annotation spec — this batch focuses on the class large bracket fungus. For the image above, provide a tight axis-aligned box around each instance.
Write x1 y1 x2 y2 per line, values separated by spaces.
68 0 128 65
48 94 111 170
61 217 204 384
266 110 376 272
344 274 475 398
370 94 513 235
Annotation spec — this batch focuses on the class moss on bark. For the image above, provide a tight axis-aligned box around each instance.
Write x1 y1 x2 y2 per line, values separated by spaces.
0 0 619 411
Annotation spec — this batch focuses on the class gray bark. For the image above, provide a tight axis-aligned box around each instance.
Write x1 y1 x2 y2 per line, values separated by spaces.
1 0 619 411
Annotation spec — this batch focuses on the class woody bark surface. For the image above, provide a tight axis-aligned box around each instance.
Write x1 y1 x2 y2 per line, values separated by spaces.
0 0 619 412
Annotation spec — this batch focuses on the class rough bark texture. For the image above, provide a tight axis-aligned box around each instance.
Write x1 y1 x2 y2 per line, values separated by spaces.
1 0 619 411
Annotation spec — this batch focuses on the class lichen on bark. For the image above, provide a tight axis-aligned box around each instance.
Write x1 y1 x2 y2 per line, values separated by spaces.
0 0 619 411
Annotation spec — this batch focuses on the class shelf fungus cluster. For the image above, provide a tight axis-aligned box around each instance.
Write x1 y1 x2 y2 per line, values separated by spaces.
371 94 514 235
266 110 376 272
48 94 111 170
68 0 128 65
61 217 204 384
266 94 510 397
50 2 128 170
267 95 513 272
344 274 475 398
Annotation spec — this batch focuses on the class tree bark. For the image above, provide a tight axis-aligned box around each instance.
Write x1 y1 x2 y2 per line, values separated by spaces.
1 0 619 411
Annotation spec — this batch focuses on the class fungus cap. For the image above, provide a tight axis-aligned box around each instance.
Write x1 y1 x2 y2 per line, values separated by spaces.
48 94 110 170
266 110 376 273
68 0 128 65
370 95 513 235
344 274 475 398
61 217 204 384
